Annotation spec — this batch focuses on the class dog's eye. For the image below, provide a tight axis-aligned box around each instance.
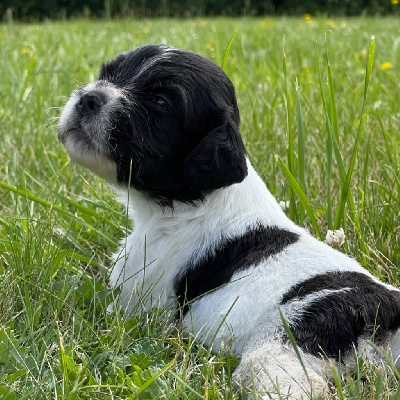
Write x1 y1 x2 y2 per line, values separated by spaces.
153 96 169 111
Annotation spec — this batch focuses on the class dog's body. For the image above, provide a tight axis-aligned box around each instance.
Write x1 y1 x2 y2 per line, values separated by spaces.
59 44 400 398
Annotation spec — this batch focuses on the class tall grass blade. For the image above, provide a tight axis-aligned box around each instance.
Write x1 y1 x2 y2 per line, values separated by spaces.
374 370 384 400
316 45 334 229
295 79 306 224
326 120 333 229
325 35 339 143
279 310 313 398
330 362 345 400
276 155 321 238
363 36 375 101
221 34 237 72
56 322 70 396
376 109 400 190
282 36 296 221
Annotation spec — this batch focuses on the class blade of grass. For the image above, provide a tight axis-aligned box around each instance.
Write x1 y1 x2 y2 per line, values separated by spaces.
374 370 385 400
56 322 70 397
221 33 237 72
0 181 118 246
325 35 339 144
376 109 400 190
276 155 321 239
317 41 332 229
279 310 313 398
325 117 334 229
295 78 306 225
283 36 296 222
128 359 175 399
22 171 124 232
167 370 206 399
330 361 346 400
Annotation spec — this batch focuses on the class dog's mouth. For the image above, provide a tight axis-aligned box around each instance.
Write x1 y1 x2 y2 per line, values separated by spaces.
58 114 118 184
58 121 99 156
58 124 87 144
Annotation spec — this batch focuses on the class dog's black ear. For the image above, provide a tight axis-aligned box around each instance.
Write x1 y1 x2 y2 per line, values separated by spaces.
183 120 248 191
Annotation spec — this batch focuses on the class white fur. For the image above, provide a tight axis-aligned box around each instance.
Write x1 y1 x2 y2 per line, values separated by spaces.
58 81 125 183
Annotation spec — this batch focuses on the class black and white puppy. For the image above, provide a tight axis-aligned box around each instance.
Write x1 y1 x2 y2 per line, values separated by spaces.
58 44 400 399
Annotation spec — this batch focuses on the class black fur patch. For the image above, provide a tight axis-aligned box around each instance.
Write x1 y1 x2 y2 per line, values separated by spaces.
97 44 247 205
281 271 400 359
175 225 299 314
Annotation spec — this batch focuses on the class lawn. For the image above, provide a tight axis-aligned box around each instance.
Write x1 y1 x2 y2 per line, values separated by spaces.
0 16 400 399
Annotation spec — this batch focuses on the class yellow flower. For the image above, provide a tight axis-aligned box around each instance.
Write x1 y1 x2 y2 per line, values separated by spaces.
326 20 337 28
142 27 150 34
391 0 399 5
304 13 312 21
20 47 32 55
380 62 392 71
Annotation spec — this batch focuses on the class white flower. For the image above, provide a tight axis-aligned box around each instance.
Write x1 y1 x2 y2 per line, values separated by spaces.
279 200 290 212
325 228 345 247
373 100 382 110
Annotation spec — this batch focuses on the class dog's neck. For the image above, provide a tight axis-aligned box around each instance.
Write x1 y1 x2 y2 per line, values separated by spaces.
121 159 297 234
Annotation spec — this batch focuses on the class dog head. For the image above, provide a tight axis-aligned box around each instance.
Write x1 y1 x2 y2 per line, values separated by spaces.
58 44 247 205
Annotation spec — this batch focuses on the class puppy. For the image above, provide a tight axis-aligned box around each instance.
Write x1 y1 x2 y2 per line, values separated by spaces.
58 44 400 399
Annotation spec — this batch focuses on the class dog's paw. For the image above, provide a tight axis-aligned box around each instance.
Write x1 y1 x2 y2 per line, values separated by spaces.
233 342 329 399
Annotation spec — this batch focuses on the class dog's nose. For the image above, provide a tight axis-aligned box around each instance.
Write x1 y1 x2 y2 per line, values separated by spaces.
76 92 105 116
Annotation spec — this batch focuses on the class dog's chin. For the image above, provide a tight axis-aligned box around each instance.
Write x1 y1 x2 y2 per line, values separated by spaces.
60 131 118 184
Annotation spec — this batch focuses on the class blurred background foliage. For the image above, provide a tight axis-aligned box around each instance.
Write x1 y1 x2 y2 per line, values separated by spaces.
1 0 400 20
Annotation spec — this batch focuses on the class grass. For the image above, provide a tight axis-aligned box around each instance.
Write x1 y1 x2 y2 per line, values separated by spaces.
0 15 400 399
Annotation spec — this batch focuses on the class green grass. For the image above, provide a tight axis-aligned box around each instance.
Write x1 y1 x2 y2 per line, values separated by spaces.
0 16 400 399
